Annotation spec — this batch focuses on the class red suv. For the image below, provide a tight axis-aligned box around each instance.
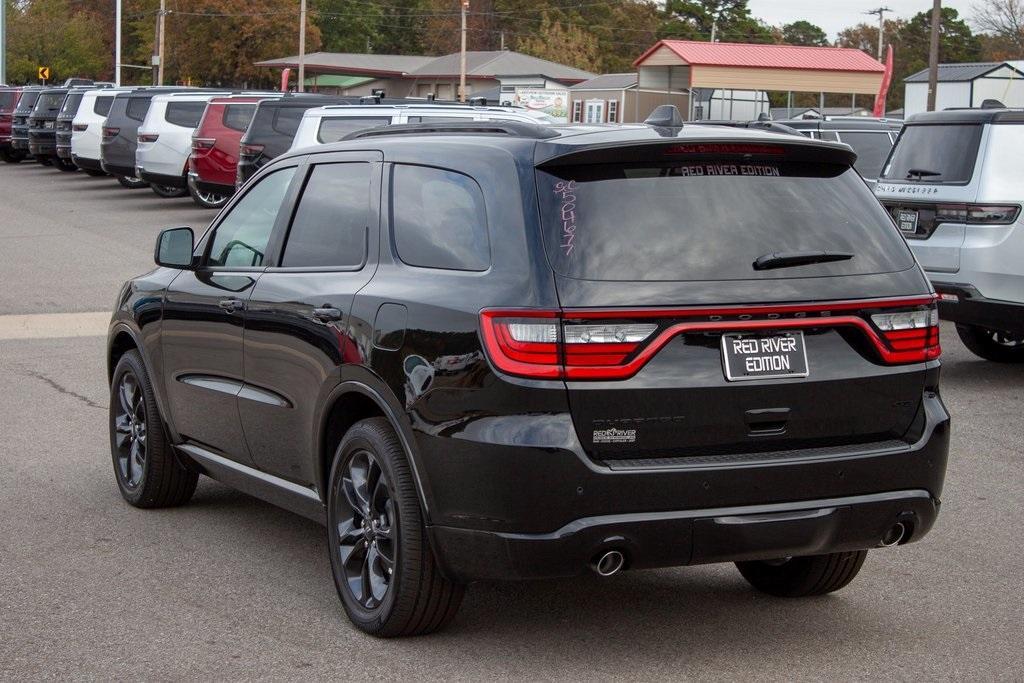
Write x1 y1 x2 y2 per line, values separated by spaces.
188 95 276 208
1 87 26 163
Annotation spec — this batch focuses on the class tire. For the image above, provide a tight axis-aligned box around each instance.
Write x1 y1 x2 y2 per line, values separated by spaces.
54 156 78 172
109 349 198 508
84 169 108 177
955 324 1024 363
150 182 189 199
0 148 25 163
116 175 149 189
188 181 230 209
37 155 52 166
736 550 868 598
327 417 464 637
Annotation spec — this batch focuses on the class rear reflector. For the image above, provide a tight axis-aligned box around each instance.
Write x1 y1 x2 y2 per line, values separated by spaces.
481 298 940 381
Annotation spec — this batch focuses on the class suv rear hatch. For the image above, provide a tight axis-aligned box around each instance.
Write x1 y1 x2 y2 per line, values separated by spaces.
512 138 938 464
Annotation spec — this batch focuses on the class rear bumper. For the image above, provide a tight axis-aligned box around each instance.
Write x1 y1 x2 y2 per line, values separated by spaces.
193 176 236 197
139 169 186 188
102 161 135 178
422 392 949 582
73 155 104 172
28 140 56 156
431 490 938 582
932 282 1024 335
11 136 29 150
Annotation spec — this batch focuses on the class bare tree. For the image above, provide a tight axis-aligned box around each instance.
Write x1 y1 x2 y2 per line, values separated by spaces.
974 0 1024 55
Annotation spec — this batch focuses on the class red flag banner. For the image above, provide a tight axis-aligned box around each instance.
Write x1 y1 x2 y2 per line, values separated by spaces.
873 45 894 117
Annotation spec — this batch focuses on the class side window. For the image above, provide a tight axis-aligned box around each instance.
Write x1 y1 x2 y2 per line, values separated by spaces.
820 130 840 142
94 96 114 116
126 97 150 121
317 116 391 143
391 165 489 272
272 107 305 136
165 101 207 128
407 115 473 123
207 167 296 268
223 104 256 132
280 163 370 268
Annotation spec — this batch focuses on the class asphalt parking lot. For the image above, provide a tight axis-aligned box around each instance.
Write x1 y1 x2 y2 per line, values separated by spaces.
1 161 1023 681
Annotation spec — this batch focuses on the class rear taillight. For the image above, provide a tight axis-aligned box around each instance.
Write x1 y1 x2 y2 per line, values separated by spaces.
481 298 941 381
72 123 88 132
936 203 1020 225
239 143 264 158
138 133 159 143
192 137 215 150
102 126 119 139
871 307 941 362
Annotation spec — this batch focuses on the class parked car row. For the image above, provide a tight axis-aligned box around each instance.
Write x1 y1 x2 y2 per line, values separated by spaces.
1 83 555 209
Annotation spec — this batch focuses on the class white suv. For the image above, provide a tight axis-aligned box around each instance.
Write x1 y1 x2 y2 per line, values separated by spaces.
70 88 132 175
288 103 555 152
875 108 1024 362
136 92 232 198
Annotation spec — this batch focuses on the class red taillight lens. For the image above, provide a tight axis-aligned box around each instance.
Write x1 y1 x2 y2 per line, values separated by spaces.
102 126 119 139
72 123 88 132
480 311 562 379
239 143 264 157
664 143 785 156
138 133 159 143
935 203 1020 225
193 137 215 150
871 307 941 362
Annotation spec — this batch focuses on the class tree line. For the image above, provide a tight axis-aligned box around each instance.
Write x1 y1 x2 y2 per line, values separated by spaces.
4 0 1024 111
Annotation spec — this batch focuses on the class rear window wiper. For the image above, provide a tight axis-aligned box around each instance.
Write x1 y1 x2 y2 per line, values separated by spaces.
905 168 942 180
753 250 854 271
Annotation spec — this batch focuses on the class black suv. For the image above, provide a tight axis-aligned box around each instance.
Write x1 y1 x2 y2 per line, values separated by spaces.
28 87 76 170
11 86 44 161
776 117 902 185
107 119 950 637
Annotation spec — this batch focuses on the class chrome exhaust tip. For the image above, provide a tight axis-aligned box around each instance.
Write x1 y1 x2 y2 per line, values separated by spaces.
880 522 907 547
592 550 625 576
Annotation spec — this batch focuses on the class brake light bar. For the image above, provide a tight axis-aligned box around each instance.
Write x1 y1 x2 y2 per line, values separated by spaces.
480 297 940 381
935 203 1020 225
663 143 785 156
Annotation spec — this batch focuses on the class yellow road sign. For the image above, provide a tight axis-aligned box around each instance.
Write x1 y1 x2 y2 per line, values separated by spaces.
38 66 50 80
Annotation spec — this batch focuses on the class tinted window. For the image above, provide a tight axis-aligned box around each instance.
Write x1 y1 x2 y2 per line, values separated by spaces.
317 116 390 143
538 161 913 282
16 91 40 112
281 163 370 268
165 101 207 127
819 131 839 142
34 92 65 113
207 168 295 268
272 107 305 136
223 103 256 132
838 131 894 180
126 97 151 121
93 95 114 116
60 92 84 115
0 91 19 111
392 165 489 271
880 124 982 184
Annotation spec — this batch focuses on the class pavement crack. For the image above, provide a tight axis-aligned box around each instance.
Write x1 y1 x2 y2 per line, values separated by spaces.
26 371 105 411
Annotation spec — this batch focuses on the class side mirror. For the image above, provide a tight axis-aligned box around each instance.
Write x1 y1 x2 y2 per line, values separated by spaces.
155 227 195 269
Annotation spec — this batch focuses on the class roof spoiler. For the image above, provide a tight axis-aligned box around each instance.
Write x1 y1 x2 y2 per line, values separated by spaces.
343 120 559 141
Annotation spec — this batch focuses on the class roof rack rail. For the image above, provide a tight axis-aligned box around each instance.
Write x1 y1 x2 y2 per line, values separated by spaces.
342 120 559 141
695 119 803 136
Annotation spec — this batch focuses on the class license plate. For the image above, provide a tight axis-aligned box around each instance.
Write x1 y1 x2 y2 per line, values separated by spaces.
721 331 809 382
43 121 54 129
897 209 919 234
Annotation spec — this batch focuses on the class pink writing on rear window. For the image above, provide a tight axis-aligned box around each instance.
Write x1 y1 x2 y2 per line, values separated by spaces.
553 180 577 256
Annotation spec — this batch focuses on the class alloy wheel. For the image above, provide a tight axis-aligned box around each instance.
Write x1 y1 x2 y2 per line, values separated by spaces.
113 372 147 488
988 330 1024 348
195 188 228 208
335 449 396 610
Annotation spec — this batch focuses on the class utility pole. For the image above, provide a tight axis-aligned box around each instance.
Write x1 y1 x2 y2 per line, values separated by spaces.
459 0 469 102
298 0 307 93
0 0 6 85
710 18 717 43
865 6 891 60
157 0 166 85
927 0 941 111
115 0 122 85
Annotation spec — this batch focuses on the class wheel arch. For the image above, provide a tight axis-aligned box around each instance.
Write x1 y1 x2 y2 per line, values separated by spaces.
317 381 433 523
107 322 181 443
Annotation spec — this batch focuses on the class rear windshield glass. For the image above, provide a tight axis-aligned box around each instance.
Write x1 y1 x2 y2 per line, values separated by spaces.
838 131 893 180
223 103 256 132
60 92 84 115
880 124 982 184
165 101 207 128
34 92 66 113
126 97 151 121
94 95 114 116
16 91 40 112
317 116 390 143
0 91 17 111
538 161 914 282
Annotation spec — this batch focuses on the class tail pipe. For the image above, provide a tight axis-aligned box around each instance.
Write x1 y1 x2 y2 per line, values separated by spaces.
879 522 907 547
591 550 625 577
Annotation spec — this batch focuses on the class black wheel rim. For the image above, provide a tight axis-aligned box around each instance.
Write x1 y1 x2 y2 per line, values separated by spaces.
113 373 147 488
335 450 395 609
987 330 1024 348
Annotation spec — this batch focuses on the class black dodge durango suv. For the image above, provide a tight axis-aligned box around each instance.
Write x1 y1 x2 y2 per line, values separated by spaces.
107 118 950 637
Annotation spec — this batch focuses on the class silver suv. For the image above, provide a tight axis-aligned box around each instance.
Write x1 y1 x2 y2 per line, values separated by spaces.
875 108 1024 362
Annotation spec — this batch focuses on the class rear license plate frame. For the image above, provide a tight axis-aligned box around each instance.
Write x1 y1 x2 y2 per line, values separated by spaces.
721 331 809 382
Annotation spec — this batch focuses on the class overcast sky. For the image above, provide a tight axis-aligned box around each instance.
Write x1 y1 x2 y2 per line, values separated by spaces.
746 0 979 39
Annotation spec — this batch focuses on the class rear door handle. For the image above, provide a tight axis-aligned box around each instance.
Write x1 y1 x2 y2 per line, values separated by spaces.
312 306 343 322
218 298 245 312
